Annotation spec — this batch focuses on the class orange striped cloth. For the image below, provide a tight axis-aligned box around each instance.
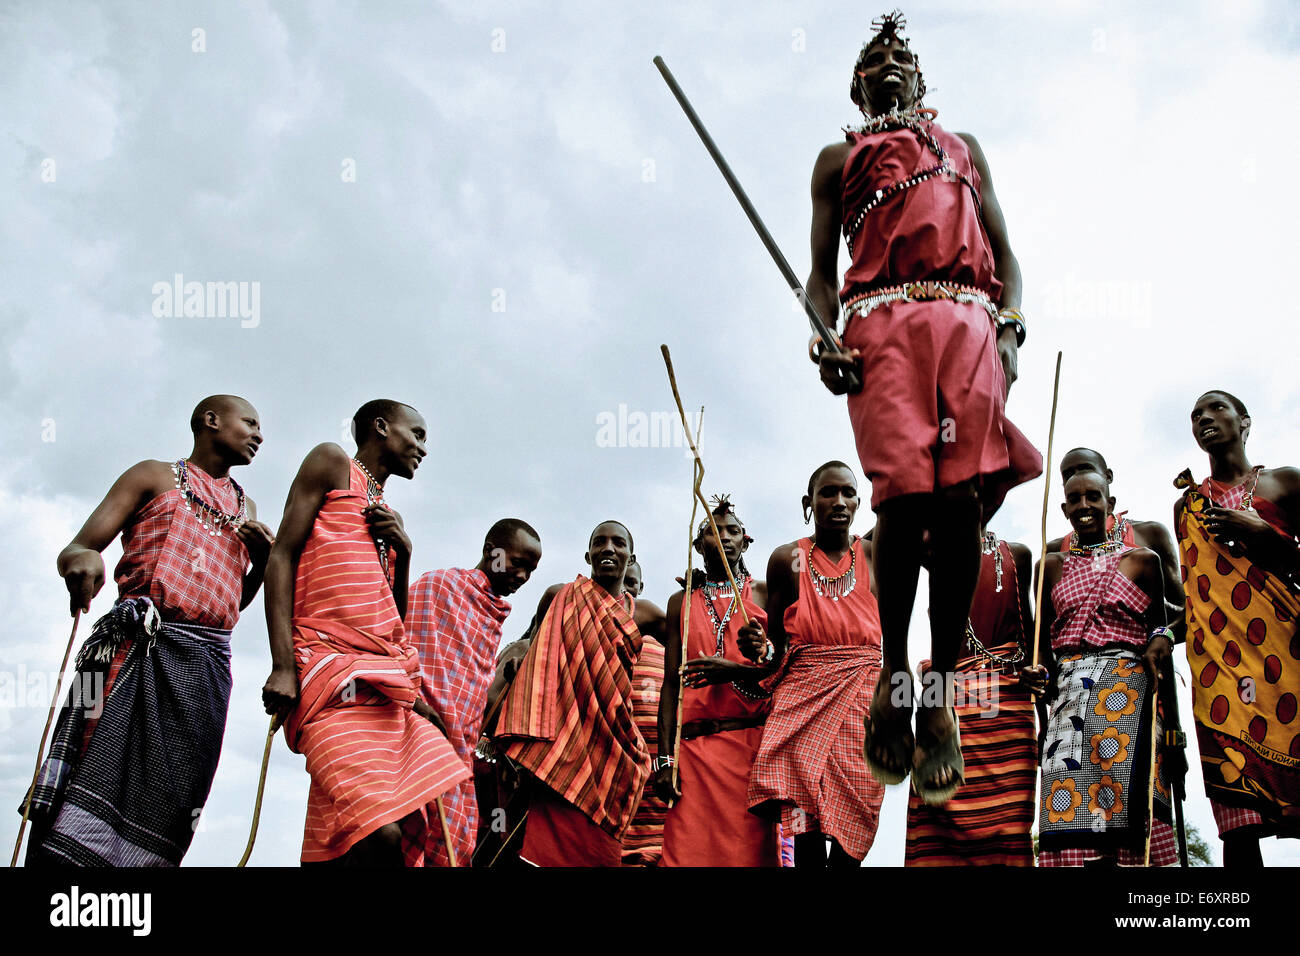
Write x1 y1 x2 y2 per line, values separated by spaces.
496 575 651 838
284 460 469 865
622 639 669 864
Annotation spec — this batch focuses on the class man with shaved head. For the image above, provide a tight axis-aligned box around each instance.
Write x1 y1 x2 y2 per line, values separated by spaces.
404 518 542 866
492 520 665 866
1175 390 1300 866
22 395 275 866
262 399 468 866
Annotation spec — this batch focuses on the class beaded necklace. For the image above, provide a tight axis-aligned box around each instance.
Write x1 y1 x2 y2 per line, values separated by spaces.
353 458 388 576
965 533 1024 667
843 105 981 255
1068 511 1130 556
808 538 857 602
982 530 1003 592
172 459 246 537
691 574 769 700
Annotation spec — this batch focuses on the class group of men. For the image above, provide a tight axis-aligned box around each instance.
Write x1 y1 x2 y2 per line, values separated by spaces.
16 10 1299 868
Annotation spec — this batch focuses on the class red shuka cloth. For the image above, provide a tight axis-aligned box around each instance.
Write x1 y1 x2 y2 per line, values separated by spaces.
285 461 468 865
497 576 651 844
662 578 779 867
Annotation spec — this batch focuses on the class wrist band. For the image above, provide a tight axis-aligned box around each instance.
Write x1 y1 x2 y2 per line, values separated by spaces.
1147 626 1175 645
652 755 675 772
996 308 1027 347
760 639 776 664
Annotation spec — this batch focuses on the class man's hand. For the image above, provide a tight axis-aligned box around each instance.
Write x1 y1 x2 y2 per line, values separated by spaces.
236 519 276 566
1200 506 1274 553
364 504 412 557
818 348 863 396
62 550 105 616
683 656 750 688
414 698 449 736
1144 634 1174 682
997 326 1019 397
736 621 769 662
1017 663 1050 698
652 763 681 804
262 666 300 730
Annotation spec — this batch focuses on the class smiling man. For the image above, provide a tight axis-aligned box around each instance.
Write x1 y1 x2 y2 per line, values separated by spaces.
22 395 275 866
806 11 1042 801
261 399 469 866
493 520 663 866
404 518 541 866
1174 390 1300 866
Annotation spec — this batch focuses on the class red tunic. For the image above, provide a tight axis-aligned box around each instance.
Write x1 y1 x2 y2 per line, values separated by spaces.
748 537 884 861
661 579 779 867
837 118 1042 515
286 460 468 865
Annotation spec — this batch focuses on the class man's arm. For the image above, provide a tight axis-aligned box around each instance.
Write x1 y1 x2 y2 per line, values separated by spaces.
261 443 349 723
958 131 1022 393
1136 520 1186 643
752 543 798 665
57 460 172 616
635 598 667 643
236 498 276 611
808 142 862 396
653 590 685 803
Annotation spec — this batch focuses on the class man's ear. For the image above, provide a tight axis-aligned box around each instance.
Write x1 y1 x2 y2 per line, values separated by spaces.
583 549 592 568
1060 502 1069 520
374 416 389 438
203 410 221 433
1241 416 1252 444
1107 495 1117 515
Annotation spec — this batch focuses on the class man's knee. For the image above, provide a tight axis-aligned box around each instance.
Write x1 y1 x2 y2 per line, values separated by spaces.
372 822 403 850
937 480 979 506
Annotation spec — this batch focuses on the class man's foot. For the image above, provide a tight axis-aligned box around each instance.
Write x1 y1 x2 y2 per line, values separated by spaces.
862 669 914 785
912 703 964 805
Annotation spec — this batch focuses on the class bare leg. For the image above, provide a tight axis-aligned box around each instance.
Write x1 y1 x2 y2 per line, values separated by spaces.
914 481 981 791
868 493 928 772
793 830 827 868
826 838 861 869
344 821 404 867
1222 832 1263 868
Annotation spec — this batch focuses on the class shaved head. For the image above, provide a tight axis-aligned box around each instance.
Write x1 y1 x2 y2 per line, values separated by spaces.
352 399 419 444
190 394 254 434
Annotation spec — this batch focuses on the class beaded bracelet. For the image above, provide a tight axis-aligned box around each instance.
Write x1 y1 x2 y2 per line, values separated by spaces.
996 308 1027 347
1147 626 1175 646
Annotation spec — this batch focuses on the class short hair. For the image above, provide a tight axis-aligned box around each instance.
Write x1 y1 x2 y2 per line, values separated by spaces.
807 460 856 496
485 518 540 550
626 559 642 577
1061 447 1109 474
850 10 928 114
590 520 634 551
1202 390 1249 418
351 399 415 444
190 395 247 435
1064 469 1110 498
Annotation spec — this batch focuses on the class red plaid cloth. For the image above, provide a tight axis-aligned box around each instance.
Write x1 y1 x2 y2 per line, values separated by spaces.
748 643 884 861
405 568 511 867
623 640 669 865
113 461 247 629
1050 548 1150 653
1039 819 1179 867
497 576 650 838
1211 801 1265 836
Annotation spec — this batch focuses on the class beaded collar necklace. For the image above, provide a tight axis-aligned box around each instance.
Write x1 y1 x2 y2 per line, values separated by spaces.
1068 512 1129 556
808 537 857 602
981 530 1003 592
843 105 981 255
699 577 742 656
1210 465 1264 511
172 459 246 537
353 458 388 575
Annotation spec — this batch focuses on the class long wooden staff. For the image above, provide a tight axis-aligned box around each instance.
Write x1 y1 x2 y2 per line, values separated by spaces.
672 452 703 800
11 611 81 867
1144 683 1159 867
1030 352 1064 673
236 715 277 867
435 796 457 867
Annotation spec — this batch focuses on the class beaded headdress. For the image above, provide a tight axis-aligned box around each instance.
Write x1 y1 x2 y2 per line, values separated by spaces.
850 9 929 115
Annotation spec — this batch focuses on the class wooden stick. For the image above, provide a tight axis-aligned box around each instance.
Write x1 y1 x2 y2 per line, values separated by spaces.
236 716 278 867
488 808 529 868
672 452 703 801
660 345 751 625
1030 352 1064 671
1144 683 1159 867
11 611 81 868
435 796 458 867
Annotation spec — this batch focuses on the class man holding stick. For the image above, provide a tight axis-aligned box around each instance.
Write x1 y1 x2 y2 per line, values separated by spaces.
807 11 1042 799
21 395 274 866
261 399 468 866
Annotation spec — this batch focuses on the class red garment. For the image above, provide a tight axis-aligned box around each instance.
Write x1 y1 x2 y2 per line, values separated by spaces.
623 640 669 865
837 120 1041 515
113 461 248 629
497 576 651 843
748 538 884 861
1050 547 1150 654
285 461 468 865
662 579 779 867
405 568 512 867
520 783 622 867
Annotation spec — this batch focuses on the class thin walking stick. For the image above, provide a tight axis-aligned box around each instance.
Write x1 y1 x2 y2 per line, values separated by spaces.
236 715 277 867
1030 352 1064 672
11 611 81 867
1144 683 1159 867
435 796 457 867
672 451 703 801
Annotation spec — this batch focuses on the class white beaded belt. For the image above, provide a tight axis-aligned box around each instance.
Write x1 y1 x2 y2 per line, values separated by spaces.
843 281 998 325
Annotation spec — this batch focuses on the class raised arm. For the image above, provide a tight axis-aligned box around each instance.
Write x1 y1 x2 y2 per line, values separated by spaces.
58 460 171 616
261 443 349 723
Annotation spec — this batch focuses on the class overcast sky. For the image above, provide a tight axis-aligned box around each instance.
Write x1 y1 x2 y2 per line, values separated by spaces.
2 0 1297 867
